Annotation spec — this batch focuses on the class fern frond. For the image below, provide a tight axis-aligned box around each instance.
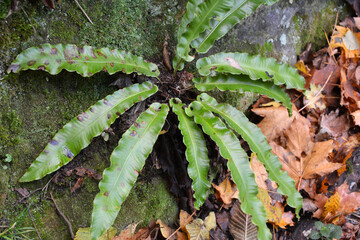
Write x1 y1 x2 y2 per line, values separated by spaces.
191 0 279 54
20 82 158 182
172 0 203 71
173 0 234 71
91 103 169 240
186 101 271 240
7 44 159 77
197 52 305 90
198 93 303 217
170 98 211 209
193 74 292 114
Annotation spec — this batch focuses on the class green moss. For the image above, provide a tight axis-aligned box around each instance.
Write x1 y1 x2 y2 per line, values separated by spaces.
116 175 178 229
255 41 274 57
208 89 259 112
292 3 339 54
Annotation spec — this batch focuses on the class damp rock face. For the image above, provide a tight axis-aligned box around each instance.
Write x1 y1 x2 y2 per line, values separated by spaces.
207 0 349 65
0 0 350 239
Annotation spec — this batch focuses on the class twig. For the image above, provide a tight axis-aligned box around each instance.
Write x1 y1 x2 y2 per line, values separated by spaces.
325 11 339 66
166 210 196 240
74 0 93 25
49 192 74 239
28 209 42 240
298 71 333 112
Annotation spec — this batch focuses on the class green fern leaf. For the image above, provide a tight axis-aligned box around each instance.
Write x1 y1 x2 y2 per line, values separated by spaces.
193 74 292 114
91 103 169 240
197 93 303 217
191 0 278 54
19 82 158 182
173 0 203 71
197 52 305 90
170 98 211 209
186 101 271 240
7 44 159 77
173 0 234 71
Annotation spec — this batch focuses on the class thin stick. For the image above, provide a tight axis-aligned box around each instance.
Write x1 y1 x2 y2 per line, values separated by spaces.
326 11 339 66
28 209 42 240
166 210 196 240
49 192 74 239
74 0 93 25
298 71 333 112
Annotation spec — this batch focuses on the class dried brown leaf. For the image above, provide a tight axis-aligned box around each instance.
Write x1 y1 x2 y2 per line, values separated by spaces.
229 201 257 240
212 178 239 205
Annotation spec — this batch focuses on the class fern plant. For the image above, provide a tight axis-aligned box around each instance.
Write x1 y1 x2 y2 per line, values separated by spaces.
7 0 305 239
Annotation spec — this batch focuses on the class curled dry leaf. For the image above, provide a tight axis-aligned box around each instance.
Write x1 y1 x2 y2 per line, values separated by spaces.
156 219 187 240
257 188 294 228
186 212 216 240
212 178 239 205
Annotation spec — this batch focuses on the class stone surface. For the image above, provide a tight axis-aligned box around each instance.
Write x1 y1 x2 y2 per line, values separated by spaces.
0 0 351 239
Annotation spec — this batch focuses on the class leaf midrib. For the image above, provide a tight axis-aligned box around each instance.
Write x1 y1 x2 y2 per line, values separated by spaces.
195 0 247 50
203 102 293 196
107 107 163 200
181 111 209 187
49 87 153 163
193 109 249 194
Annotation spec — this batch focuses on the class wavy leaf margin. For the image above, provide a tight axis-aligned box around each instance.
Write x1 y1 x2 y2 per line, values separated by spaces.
20 82 158 182
191 0 279 54
170 98 211 209
193 74 293 114
198 93 303 217
196 52 305 90
91 102 169 240
186 101 271 240
7 44 160 77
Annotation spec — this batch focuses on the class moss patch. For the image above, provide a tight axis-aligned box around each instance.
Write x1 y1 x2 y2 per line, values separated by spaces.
116 175 178 230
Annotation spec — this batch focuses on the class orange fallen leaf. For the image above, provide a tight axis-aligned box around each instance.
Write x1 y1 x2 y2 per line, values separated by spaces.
156 219 187 240
322 192 340 219
330 26 360 58
314 182 360 223
257 188 294 228
295 60 311 76
271 140 343 187
212 178 239 205
252 106 297 142
179 210 193 235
